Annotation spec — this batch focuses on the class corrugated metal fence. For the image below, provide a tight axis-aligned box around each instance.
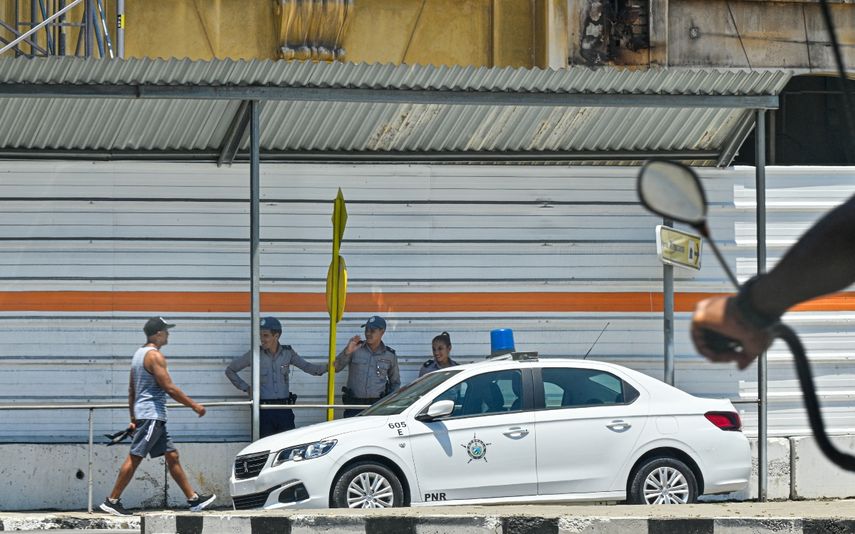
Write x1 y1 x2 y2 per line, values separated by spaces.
0 162 852 442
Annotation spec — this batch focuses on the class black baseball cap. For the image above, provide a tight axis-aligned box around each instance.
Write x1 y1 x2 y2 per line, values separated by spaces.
144 317 175 337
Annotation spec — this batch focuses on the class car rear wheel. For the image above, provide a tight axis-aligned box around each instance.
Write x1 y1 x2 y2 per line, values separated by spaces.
331 461 404 508
628 457 698 505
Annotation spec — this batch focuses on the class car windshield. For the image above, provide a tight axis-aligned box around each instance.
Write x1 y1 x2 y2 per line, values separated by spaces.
360 370 461 416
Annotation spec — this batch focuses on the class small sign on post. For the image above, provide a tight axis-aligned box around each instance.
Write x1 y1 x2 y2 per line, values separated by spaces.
656 225 702 271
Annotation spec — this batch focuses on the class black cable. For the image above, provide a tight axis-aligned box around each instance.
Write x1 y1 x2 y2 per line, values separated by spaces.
796 1 855 469
776 324 855 471
726 1 751 68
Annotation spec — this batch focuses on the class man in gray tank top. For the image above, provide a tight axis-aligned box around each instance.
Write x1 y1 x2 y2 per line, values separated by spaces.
99 317 216 516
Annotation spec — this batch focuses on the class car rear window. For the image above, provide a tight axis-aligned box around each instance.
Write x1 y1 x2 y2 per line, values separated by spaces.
541 367 638 408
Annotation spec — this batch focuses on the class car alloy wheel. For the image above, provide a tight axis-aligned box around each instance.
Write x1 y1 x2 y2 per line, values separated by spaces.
331 461 405 508
628 456 698 505
643 466 689 504
347 471 395 508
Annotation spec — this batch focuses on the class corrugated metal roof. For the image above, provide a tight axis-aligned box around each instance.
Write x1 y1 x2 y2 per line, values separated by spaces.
0 57 790 93
0 57 793 165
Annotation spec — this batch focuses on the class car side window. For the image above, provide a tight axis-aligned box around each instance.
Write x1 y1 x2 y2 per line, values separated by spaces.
541 368 636 408
543 381 564 408
434 369 524 418
435 381 468 410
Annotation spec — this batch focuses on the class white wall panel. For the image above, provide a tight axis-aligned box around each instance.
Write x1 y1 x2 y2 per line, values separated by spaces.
0 161 852 442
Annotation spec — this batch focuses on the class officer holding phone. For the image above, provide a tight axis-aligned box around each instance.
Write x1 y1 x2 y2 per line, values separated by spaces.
334 315 401 418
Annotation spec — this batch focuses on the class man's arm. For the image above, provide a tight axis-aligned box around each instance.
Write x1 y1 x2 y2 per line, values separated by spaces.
333 350 350 372
128 369 136 429
334 336 363 372
145 350 206 417
692 193 855 368
225 351 252 392
388 356 401 392
749 193 855 317
290 351 327 376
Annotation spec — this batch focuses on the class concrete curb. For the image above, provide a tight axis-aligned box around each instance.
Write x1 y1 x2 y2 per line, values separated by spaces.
140 514 855 534
6 501 855 533
0 512 139 531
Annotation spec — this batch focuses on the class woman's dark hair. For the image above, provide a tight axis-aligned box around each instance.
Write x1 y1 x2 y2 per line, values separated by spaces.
432 331 452 347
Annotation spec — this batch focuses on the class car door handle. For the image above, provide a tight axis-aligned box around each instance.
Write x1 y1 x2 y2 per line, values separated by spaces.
606 420 631 432
503 426 529 438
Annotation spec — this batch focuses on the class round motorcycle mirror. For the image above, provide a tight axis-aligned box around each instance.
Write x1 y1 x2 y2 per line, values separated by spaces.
637 160 708 227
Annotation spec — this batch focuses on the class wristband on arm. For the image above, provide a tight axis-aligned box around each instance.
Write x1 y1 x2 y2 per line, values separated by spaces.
734 275 782 330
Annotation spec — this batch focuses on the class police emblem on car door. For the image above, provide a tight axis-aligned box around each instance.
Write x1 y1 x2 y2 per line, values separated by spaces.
408 369 537 501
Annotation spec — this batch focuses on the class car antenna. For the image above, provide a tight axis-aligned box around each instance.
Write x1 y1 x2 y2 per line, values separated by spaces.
583 322 610 360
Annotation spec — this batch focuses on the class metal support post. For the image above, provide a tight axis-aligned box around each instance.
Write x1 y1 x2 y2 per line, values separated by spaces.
663 218 675 386
90 1 104 58
756 109 768 502
14 0 20 56
87 408 94 513
116 0 124 57
58 0 67 55
84 0 92 57
37 0 56 54
769 110 776 165
250 100 261 442
31 0 38 55
95 0 113 57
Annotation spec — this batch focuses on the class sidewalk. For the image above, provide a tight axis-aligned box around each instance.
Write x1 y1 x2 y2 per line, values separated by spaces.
0 511 139 531
142 501 855 533
5 500 855 533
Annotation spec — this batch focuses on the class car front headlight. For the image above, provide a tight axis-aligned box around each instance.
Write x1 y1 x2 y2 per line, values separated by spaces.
272 439 337 466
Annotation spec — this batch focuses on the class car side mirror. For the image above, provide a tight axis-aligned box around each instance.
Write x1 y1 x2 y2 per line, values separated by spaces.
416 399 455 421
637 159 740 288
637 159 708 228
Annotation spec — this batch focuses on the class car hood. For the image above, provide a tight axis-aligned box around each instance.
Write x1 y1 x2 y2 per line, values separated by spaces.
237 415 389 456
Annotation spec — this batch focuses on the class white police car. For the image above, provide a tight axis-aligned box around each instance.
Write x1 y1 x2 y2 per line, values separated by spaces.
229 355 749 509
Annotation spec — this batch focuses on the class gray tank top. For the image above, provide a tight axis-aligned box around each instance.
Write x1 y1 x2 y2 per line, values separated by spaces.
132 346 167 421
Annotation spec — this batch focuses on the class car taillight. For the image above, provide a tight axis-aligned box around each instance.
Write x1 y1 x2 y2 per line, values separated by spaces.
704 411 742 431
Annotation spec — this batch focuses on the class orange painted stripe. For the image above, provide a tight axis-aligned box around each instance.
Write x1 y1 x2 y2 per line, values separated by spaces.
1 291 854 313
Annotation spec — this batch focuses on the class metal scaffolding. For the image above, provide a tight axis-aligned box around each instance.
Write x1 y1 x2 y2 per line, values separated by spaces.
0 0 123 58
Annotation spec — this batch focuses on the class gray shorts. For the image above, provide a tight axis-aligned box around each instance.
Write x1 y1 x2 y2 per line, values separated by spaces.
130 419 176 458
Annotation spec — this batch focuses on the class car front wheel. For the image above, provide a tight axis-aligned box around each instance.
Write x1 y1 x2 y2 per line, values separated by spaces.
628 457 698 505
331 461 404 508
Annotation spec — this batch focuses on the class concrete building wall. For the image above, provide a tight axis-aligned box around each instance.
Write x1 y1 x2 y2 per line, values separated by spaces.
0 442 248 510
8 0 855 70
2 436 849 510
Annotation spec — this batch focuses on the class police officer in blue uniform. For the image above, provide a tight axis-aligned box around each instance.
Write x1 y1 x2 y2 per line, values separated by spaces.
225 316 327 437
334 315 400 418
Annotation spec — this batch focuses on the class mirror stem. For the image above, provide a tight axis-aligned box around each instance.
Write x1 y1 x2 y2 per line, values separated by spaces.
696 222 740 289
706 237 740 289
